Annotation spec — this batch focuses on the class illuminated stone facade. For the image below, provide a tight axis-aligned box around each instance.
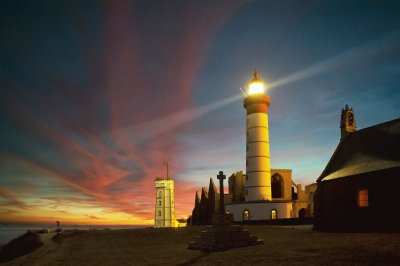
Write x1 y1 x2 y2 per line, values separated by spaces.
190 170 316 224
226 72 291 222
154 177 176 228
244 92 272 201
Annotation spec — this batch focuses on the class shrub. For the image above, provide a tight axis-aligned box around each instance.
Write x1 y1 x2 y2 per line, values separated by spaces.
0 231 43 262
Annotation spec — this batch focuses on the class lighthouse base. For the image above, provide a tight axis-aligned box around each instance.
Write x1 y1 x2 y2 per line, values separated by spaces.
226 201 293 222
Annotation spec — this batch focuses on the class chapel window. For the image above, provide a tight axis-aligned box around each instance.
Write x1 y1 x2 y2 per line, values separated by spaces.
158 211 161 216
357 189 369 207
243 210 250 221
158 191 162 198
158 201 161 206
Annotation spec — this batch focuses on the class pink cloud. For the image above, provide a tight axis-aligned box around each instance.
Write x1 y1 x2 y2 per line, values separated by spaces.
1 1 245 223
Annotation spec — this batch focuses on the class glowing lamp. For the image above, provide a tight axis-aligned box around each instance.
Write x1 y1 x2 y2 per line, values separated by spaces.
248 71 266 95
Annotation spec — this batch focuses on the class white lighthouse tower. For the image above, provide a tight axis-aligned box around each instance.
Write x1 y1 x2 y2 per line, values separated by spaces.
154 161 177 228
225 71 293 221
244 71 272 201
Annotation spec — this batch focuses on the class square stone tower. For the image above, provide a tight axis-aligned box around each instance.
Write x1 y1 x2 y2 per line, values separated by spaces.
155 176 176 227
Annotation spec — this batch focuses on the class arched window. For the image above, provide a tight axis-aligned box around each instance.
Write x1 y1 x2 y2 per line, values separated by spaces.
158 191 162 198
243 209 250 221
357 189 369 207
272 174 284 198
271 209 278 220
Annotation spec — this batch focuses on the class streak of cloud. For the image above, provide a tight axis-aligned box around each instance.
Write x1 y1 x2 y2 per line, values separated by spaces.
0 0 244 223
269 31 400 90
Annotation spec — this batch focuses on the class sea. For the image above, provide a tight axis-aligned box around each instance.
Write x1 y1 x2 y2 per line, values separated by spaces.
0 224 148 246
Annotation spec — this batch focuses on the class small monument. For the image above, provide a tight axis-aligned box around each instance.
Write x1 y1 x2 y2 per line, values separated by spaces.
188 171 263 251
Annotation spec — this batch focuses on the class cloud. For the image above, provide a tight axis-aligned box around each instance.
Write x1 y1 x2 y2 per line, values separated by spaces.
0 1 244 223
0 187 26 207
85 214 100 220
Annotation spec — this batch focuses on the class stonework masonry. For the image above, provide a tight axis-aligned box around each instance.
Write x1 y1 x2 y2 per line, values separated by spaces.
154 177 176 227
189 170 316 225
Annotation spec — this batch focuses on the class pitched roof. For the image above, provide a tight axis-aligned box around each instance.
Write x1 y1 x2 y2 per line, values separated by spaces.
318 118 400 182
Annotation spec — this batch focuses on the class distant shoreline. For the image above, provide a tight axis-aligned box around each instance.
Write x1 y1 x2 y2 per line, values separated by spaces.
0 224 150 245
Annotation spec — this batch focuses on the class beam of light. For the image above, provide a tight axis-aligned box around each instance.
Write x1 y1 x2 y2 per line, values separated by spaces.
117 93 243 144
124 31 400 143
268 31 400 90
135 31 400 139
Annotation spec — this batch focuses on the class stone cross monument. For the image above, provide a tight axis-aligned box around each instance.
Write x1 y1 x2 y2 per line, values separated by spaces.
188 170 263 250
217 171 226 215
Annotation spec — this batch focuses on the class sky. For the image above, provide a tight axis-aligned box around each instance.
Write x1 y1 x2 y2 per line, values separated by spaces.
1 0 400 225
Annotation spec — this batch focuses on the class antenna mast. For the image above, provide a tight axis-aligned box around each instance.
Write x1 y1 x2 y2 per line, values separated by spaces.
166 160 170 179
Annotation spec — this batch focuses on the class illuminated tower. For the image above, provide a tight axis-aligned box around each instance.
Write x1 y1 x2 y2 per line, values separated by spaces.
154 162 176 228
340 104 357 139
243 71 272 201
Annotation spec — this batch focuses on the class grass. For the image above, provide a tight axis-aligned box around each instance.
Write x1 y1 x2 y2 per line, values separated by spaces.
8 225 400 265
0 231 43 262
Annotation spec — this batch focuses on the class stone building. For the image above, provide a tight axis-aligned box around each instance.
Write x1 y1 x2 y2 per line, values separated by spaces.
314 106 400 231
294 183 317 218
190 170 315 225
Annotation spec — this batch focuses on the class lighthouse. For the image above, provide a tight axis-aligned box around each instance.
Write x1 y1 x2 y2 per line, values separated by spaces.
243 71 271 201
154 161 177 228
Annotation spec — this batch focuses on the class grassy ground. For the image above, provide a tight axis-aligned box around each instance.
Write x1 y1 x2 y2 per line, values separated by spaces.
4 225 400 265
0 231 43 263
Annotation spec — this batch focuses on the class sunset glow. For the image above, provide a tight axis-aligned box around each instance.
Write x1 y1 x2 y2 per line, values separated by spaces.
1 1 399 225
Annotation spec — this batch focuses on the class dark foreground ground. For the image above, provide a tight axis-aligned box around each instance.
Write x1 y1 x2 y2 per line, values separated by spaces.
3 225 400 265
